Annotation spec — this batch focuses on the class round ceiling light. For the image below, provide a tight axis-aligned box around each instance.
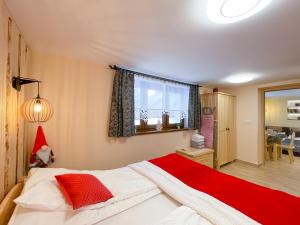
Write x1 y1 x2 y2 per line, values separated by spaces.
225 73 258 83
207 0 273 24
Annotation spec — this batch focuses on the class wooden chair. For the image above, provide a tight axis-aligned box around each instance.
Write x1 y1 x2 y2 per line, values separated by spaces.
264 132 273 161
274 132 295 164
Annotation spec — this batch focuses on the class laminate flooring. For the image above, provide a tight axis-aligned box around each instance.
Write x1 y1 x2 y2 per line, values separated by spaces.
220 155 300 196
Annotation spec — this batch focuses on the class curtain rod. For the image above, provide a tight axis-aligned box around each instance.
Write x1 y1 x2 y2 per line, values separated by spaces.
109 65 201 87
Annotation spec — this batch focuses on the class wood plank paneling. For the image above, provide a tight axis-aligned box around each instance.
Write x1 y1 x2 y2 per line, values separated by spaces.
0 0 29 202
0 0 7 202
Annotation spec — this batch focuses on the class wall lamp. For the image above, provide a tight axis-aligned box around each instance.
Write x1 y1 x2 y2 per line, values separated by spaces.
12 76 53 123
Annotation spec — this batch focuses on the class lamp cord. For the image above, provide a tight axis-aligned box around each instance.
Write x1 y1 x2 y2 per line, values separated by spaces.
37 82 40 98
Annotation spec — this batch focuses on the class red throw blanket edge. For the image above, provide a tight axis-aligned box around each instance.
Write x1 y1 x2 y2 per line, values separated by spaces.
149 153 300 225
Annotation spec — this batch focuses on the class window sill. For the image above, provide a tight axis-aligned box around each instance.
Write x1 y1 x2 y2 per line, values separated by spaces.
135 128 193 136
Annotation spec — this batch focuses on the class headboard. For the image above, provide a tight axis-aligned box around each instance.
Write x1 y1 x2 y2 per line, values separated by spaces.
0 181 24 225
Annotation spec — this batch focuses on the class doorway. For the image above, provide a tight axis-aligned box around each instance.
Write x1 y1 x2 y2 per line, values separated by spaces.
263 87 300 163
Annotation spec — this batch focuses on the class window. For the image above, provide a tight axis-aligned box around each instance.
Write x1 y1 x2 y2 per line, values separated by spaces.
134 75 189 132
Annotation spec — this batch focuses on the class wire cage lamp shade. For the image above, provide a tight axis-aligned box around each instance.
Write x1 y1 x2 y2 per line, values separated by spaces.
20 81 54 123
21 96 53 123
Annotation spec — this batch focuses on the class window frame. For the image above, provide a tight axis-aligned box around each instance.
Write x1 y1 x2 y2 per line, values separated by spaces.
135 112 186 134
134 75 189 134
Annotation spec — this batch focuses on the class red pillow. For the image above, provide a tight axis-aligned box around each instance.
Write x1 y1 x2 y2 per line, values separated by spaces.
55 174 113 209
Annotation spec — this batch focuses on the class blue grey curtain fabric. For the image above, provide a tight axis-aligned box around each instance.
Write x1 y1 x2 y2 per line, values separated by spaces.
108 70 135 137
188 85 201 129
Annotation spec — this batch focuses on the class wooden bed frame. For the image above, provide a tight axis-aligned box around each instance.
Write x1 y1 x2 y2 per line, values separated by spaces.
0 181 24 225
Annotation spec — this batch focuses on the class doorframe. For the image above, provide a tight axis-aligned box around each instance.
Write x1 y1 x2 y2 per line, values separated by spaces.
259 83 300 164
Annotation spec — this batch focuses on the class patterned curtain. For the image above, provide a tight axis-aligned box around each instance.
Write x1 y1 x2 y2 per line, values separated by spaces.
108 70 135 137
188 85 201 129
0 2 29 202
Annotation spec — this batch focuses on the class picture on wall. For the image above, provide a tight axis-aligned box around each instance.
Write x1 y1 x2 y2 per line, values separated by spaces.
287 100 300 120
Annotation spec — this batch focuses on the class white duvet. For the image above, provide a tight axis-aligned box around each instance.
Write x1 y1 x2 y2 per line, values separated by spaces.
129 161 261 225
156 206 213 225
10 163 261 225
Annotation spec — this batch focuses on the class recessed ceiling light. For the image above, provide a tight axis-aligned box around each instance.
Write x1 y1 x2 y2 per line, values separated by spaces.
207 0 273 24
225 73 258 83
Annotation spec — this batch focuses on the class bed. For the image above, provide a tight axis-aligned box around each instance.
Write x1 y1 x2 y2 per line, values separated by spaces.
6 154 300 225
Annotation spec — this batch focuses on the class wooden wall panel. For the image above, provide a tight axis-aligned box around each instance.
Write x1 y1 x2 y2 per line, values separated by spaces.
0 0 7 202
0 0 29 202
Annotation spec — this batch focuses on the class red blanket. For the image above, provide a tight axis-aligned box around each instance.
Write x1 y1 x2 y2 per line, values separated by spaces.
150 153 300 225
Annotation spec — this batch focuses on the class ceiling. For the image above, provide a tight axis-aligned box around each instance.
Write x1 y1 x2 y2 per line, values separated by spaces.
5 0 300 86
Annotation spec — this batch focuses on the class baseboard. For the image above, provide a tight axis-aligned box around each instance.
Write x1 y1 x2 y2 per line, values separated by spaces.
236 159 262 167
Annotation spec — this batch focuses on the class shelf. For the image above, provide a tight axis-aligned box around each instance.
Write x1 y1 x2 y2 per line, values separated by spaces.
135 128 193 135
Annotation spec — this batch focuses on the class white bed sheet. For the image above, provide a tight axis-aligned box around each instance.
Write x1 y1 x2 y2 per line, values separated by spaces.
9 193 180 225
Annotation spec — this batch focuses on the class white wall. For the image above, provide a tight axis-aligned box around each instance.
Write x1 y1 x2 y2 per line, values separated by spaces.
265 96 300 128
222 78 300 165
25 49 300 169
25 50 195 170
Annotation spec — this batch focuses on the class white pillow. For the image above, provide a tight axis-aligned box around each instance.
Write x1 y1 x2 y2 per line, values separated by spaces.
14 180 70 211
14 167 157 211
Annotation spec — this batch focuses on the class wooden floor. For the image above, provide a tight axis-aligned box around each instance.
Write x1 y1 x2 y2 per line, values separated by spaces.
219 155 300 197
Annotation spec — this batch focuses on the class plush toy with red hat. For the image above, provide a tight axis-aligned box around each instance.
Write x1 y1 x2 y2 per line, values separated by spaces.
30 126 55 168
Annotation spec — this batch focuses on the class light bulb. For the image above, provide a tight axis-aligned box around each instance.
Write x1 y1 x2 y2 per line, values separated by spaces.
34 102 42 112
